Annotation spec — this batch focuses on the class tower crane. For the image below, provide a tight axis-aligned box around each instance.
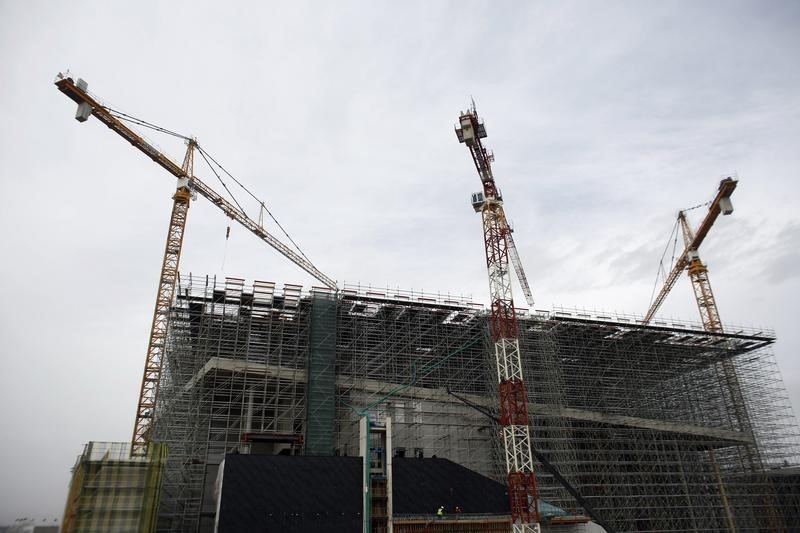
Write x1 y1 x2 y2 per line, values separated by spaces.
643 177 736 328
55 73 337 456
643 178 785 531
456 105 540 533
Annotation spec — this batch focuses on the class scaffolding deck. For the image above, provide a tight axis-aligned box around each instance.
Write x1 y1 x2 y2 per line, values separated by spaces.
151 275 800 532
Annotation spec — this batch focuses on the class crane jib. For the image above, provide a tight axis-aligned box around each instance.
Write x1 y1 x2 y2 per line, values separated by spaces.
55 75 337 291
643 178 737 324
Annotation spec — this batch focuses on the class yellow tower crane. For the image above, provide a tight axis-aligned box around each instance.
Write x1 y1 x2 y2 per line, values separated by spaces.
643 177 736 328
644 178 742 530
644 177 785 532
55 72 337 456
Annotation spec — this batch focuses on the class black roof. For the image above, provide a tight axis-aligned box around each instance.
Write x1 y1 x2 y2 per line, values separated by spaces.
392 457 508 514
217 455 362 533
216 455 509 533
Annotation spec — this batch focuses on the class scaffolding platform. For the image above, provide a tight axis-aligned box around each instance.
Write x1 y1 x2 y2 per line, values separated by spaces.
149 274 800 532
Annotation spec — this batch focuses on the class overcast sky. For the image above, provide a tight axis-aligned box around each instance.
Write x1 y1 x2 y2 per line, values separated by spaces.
1 0 798 524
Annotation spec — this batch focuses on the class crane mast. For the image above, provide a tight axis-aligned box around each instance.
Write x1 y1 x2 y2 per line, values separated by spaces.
456 106 540 532
131 141 194 456
678 212 723 332
56 73 336 456
672 196 761 478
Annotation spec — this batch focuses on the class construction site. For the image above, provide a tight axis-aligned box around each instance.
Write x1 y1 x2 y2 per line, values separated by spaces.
54 72 800 533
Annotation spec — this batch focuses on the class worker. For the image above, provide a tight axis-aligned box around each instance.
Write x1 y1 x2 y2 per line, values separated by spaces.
437 505 445 519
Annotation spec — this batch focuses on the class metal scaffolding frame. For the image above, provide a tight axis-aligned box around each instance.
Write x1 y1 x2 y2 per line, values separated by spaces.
151 274 800 532
61 441 166 533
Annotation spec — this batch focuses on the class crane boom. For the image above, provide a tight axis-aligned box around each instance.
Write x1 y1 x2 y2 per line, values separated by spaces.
643 178 736 324
54 74 337 290
507 230 535 308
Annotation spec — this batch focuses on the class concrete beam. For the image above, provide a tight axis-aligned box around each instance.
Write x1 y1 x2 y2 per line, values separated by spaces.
184 357 752 445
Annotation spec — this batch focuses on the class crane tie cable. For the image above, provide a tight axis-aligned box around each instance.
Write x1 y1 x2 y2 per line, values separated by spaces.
107 107 190 140
106 107 313 263
195 146 313 264
196 148 248 216
681 200 711 213
648 217 680 307
647 199 712 307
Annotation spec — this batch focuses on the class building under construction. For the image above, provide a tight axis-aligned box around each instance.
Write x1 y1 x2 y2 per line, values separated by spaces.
145 274 800 532
53 74 800 532
61 442 166 532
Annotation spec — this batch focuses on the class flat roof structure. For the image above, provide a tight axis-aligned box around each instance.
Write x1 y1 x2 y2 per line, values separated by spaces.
150 274 800 532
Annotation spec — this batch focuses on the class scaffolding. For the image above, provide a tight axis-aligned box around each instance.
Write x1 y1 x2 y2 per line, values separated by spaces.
151 274 800 532
61 441 166 533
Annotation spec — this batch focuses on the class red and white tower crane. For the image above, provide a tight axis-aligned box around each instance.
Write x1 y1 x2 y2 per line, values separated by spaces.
456 105 540 533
